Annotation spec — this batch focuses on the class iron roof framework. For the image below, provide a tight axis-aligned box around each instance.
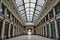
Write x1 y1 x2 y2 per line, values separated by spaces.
15 0 45 25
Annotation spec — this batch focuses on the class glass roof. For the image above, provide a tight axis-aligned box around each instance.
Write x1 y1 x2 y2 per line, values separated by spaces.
15 0 45 25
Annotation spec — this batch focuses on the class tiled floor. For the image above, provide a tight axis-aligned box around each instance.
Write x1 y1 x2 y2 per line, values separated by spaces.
7 35 54 40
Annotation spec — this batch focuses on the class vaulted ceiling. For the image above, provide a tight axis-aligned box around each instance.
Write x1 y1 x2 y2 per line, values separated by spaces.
15 0 46 25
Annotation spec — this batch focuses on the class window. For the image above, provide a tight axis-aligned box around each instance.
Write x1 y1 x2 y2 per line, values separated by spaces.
57 19 60 37
49 10 54 19
0 19 3 37
43 18 45 23
11 15 14 21
55 3 60 14
46 14 48 21
51 21 56 39
0 4 5 14
6 10 10 19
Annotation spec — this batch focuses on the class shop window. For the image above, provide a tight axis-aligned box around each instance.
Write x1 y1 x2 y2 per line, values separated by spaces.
57 19 60 37
4 22 9 39
49 10 54 19
55 3 60 15
6 10 10 19
0 19 3 37
51 21 56 39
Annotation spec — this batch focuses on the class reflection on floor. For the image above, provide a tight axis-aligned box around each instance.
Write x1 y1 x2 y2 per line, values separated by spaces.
7 35 53 40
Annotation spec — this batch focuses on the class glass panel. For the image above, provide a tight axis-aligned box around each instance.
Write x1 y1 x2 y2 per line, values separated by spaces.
55 3 60 14
37 0 45 6
15 0 23 6
30 8 34 11
21 14 25 16
57 19 60 36
30 12 33 15
31 0 36 3
26 8 29 11
36 6 41 11
35 11 40 14
30 15 33 17
27 16 29 21
26 12 29 14
30 3 35 8
34 14 39 17
6 10 10 18
49 10 54 19
27 14 29 17
25 3 29 8
30 17 32 21
18 6 24 11
51 22 56 39
24 0 29 3
20 11 25 14
4 22 9 39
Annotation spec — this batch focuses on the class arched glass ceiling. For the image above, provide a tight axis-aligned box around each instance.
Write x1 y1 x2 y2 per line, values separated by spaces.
15 0 45 24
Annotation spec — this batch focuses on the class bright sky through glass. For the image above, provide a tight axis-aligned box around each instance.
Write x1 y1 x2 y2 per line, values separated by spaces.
15 0 45 24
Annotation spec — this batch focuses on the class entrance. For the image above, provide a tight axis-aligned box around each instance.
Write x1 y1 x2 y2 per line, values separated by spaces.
28 29 32 35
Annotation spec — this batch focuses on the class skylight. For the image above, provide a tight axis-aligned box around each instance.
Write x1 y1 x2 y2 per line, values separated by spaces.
15 0 45 25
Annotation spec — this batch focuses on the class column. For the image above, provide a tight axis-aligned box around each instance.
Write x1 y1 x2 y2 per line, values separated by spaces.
1 7 7 40
49 22 52 38
8 22 11 38
53 7 59 40
45 24 47 37
1 20 5 40
12 25 14 37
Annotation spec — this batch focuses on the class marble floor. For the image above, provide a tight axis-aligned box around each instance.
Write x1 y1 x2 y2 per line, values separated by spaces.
7 35 54 40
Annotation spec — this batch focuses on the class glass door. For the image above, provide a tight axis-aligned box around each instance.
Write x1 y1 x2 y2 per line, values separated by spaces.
51 22 56 39
4 22 9 39
57 19 60 37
